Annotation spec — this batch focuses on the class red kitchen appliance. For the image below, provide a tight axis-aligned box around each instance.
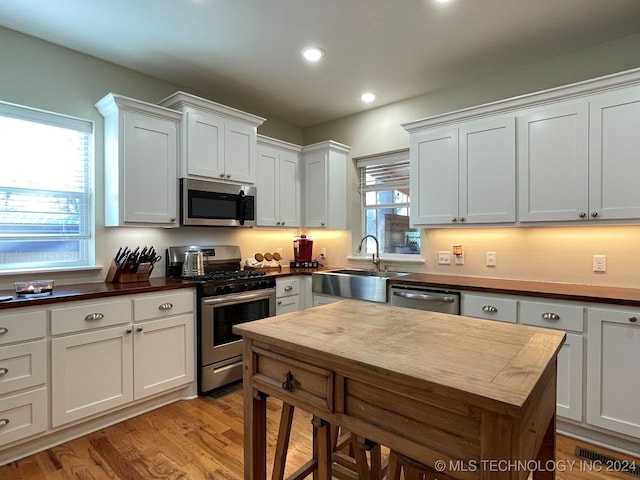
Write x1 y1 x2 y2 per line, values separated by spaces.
293 234 313 262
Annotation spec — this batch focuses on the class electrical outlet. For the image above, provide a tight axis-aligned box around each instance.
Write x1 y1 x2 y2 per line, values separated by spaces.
486 252 497 267
320 247 327 258
454 252 464 265
438 251 451 265
593 254 606 272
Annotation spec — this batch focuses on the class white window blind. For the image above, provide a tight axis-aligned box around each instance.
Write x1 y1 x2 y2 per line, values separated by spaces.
0 101 94 271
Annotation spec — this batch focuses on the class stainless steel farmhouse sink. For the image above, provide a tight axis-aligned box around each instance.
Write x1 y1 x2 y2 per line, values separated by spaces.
311 269 409 303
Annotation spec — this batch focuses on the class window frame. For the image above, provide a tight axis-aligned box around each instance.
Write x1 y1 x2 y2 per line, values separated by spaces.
0 100 96 274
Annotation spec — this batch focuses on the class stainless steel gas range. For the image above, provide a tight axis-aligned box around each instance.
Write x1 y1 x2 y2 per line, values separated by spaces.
166 245 276 393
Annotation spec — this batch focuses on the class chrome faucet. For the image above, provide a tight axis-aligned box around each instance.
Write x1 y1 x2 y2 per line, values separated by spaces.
356 234 380 271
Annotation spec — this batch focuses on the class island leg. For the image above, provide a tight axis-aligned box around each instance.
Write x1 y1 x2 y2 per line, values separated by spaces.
243 340 267 480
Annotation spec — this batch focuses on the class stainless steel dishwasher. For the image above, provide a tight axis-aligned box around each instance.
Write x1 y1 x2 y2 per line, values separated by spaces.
389 284 460 314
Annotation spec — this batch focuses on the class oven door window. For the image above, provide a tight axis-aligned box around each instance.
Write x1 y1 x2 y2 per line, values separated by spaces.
213 297 271 346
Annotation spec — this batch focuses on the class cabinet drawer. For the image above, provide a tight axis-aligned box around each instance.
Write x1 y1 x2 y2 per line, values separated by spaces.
251 346 333 413
0 310 46 345
133 290 194 322
461 293 517 323
0 340 46 395
277 296 301 315
520 300 584 332
276 277 301 297
51 298 132 335
0 387 47 447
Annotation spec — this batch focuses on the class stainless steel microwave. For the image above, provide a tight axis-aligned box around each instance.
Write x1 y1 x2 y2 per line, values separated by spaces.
180 178 256 227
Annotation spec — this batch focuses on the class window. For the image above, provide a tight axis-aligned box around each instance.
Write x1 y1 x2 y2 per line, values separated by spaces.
0 101 94 272
357 149 420 255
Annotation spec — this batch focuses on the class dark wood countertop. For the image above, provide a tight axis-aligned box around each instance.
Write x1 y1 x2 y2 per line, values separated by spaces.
0 277 198 310
389 273 640 307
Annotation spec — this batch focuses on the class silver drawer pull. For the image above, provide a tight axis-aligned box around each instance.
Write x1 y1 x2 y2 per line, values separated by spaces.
158 303 174 311
0 368 8 376
482 305 498 313
284 285 293 292
0 327 7 335
0 419 9 427
85 313 104 321
629 316 638 323
541 312 560 321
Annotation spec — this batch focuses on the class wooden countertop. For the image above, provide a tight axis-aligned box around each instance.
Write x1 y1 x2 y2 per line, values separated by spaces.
389 273 640 307
235 299 566 414
0 277 197 310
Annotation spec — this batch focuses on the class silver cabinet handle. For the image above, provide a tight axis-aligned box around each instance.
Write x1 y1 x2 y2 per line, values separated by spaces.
0 419 9 427
136 327 143 333
541 312 560 321
158 303 173 311
0 327 7 335
0 368 8 376
452 218 458 223
276 221 281 225
126 328 133 334
482 305 498 313
579 212 586 218
85 313 104 321
629 316 638 323
320 222 326 226
591 211 598 218
277 300 282 305
226 174 231 178
284 285 293 292
459 217 465 222
219 173 225 178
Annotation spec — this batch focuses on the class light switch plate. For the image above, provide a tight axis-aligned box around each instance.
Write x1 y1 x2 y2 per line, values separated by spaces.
438 251 451 265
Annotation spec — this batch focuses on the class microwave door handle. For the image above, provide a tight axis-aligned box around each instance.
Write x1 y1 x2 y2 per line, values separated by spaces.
238 190 246 225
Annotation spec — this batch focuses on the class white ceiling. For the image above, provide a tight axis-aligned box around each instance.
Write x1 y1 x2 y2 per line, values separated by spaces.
2 0 640 127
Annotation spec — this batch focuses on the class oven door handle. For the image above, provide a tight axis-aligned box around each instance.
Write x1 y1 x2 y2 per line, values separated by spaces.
203 290 275 305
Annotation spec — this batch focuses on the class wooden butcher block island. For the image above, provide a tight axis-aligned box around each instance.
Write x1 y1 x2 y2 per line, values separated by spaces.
234 299 566 480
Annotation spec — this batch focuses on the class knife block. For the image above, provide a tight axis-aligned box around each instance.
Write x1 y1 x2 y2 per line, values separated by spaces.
105 259 153 283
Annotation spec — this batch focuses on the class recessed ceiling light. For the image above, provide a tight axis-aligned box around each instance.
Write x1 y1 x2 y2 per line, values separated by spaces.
302 47 325 62
361 92 376 103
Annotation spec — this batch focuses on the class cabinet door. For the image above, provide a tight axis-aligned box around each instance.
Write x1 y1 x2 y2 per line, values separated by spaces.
556 333 583 422
590 87 640 220
224 119 256 183
278 150 300 227
304 150 328 228
410 128 458 225
122 111 178 225
185 110 225 179
459 117 515 224
0 388 47 447
518 102 589 222
51 326 133 427
587 307 640 438
256 146 279 226
277 296 301 315
133 315 195 400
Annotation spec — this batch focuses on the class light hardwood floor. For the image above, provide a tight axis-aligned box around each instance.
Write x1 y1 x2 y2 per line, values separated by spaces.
1 385 638 479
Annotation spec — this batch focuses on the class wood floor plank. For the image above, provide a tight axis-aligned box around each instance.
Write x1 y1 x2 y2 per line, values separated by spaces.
0 387 636 479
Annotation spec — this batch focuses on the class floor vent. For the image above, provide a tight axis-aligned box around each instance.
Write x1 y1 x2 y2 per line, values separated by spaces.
575 446 640 477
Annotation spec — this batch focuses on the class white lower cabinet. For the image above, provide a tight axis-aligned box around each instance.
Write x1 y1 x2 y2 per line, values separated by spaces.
587 306 640 439
51 290 195 428
0 308 48 447
276 277 302 315
519 298 585 422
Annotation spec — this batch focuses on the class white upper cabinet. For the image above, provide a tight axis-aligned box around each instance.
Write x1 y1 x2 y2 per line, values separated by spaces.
518 101 589 222
589 86 640 220
159 91 265 184
408 115 515 226
301 140 351 229
257 136 301 228
96 93 181 227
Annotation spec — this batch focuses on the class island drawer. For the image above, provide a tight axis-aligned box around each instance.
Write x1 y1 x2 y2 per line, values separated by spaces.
51 298 132 335
276 277 300 298
251 346 334 413
0 310 46 345
520 299 584 332
0 340 47 395
461 293 518 323
133 290 194 322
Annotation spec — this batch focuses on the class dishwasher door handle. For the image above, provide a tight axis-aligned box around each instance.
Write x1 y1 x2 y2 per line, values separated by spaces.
392 291 457 303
